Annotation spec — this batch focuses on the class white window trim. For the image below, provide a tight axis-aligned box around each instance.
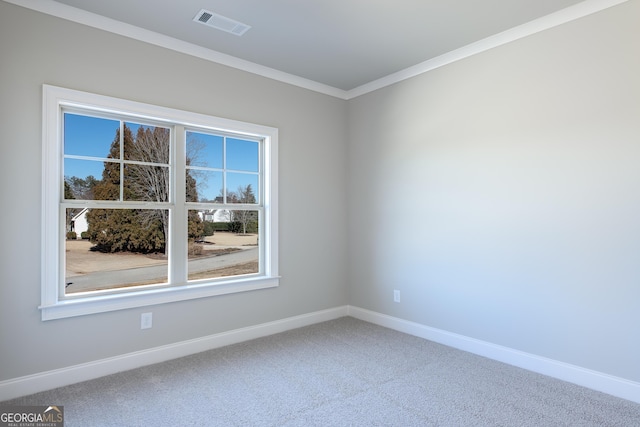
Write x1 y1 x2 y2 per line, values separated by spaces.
41 85 279 320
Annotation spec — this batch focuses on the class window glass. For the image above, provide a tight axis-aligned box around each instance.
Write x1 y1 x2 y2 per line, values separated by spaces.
188 170 222 203
64 159 113 201
188 209 259 281
124 165 170 202
187 131 223 169
226 173 259 204
227 138 259 172
65 208 169 294
124 122 170 163
64 113 119 158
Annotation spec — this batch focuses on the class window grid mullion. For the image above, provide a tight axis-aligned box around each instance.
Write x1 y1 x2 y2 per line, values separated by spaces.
170 125 187 285
119 121 124 202
223 135 227 204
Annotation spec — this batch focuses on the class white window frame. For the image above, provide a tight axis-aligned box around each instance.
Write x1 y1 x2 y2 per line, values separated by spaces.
41 85 279 320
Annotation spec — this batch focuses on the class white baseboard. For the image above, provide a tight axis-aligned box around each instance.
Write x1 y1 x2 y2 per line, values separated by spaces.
4 305 638 404
347 305 640 404
0 306 349 401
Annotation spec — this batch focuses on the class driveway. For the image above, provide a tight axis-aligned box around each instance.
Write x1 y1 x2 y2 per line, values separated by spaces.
65 248 258 293
64 233 259 293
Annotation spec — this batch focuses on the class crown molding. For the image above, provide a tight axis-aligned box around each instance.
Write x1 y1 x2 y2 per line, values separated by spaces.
4 0 347 99
4 0 630 101
345 0 630 99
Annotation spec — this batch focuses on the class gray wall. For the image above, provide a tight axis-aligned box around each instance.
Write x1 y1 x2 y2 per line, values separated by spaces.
347 1 640 382
0 2 348 381
2 0 639 388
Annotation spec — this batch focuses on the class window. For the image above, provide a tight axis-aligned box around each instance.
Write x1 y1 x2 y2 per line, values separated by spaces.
42 85 278 320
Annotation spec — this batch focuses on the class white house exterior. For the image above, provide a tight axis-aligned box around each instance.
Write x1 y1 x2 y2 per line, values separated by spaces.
70 208 89 238
200 209 231 223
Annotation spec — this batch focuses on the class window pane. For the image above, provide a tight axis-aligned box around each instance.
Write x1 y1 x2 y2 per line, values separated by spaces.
187 209 259 281
64 113 120 158
187 169 222 203
124 122 170 164
124 164 169 202
65 208 168 294
227 138 258 172
187 131 223 169
64 158 120 201
226 173 259 204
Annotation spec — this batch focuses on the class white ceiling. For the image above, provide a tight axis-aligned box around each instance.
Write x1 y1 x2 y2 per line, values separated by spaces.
8 0 626 97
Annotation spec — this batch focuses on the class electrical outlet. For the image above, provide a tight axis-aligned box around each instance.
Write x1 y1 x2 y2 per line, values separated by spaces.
393 290 401 303
141 312 153 329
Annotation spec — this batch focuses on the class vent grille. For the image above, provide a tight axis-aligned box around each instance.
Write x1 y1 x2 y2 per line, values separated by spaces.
193 9 251 36
197 12 213 23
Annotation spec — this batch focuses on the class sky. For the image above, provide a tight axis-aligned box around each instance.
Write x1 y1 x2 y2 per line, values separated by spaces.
64 112 260 203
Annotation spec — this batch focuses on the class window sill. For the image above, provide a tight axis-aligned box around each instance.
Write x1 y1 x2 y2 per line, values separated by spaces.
40 276 280 321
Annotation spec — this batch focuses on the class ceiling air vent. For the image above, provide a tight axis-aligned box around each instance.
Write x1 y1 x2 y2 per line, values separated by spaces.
193 9 251 36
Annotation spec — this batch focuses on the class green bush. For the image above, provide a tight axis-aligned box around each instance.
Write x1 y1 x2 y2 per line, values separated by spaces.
228 221 241 234
228 220 258 234
202 221 215 236
66 231 77 240
201 221 233 236
80 231 90 240
213 222 231 231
